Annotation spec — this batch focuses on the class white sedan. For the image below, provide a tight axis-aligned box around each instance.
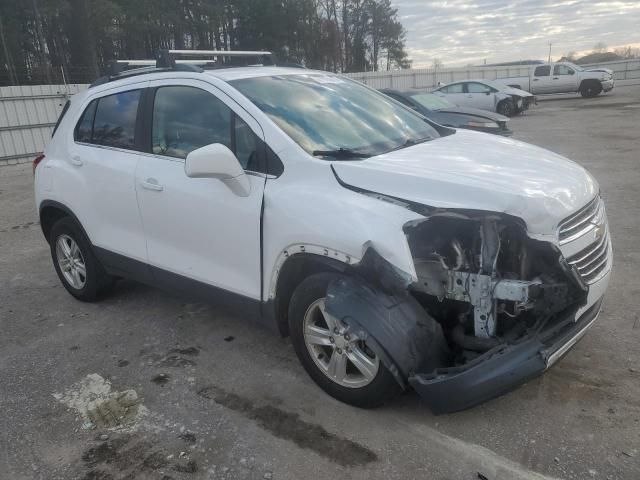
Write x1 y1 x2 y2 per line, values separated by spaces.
433 79 535 116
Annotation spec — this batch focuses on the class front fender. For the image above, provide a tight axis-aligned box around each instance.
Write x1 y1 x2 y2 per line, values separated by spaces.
262 162 424 302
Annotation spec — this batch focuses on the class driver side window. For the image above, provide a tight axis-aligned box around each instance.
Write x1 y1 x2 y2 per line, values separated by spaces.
152 86 232 159
553 65 574 75
151 85 262 171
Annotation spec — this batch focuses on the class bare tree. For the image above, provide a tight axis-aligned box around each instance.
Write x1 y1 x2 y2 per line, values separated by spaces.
0 0 413 84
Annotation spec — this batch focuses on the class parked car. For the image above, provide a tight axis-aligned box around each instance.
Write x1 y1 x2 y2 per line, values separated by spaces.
498 61 614 97
35 51 612 414
380 89 512 136
432 79 534 116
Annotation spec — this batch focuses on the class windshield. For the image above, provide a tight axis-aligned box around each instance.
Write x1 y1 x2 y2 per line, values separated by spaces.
409 93 455 110
230 73 439 158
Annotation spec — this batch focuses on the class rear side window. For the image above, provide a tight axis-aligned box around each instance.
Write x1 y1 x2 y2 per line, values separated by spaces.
92 90 141 149
152 86 232 159
74 100 97 143
534 65 551 77
443 83 463 94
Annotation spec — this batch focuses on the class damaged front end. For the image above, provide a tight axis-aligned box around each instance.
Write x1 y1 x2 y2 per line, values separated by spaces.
325 210 601 414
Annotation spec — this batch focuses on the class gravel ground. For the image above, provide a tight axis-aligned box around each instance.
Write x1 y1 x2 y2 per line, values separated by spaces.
1 84 639 480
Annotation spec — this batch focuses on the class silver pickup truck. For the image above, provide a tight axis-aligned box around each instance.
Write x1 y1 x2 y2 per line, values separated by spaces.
498 61 614 97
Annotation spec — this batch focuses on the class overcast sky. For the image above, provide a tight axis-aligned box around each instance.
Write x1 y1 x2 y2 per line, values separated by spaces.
395 0 640 67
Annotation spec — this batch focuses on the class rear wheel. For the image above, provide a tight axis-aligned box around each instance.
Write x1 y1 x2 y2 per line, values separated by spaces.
50 217 114 301
580 81 603 98
288 272 401 408
496 99 514 117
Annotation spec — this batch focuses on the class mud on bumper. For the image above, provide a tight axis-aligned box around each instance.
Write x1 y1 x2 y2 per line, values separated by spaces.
410 297 603 414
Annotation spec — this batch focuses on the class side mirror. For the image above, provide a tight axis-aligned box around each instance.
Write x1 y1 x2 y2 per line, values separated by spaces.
485 91 491 95
569 70 575 75
185 143 251 197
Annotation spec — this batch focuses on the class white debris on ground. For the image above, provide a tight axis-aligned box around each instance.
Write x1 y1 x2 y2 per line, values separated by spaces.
53 373 148 430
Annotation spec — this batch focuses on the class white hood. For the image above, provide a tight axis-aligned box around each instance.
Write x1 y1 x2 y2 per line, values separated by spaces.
585 67 614 75
503 85 534 98
332 130 598 236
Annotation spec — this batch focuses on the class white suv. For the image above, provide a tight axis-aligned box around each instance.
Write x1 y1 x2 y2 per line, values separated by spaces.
35 53 612 414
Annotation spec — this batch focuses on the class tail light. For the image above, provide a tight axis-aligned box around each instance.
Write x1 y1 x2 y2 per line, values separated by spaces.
33 154 45 175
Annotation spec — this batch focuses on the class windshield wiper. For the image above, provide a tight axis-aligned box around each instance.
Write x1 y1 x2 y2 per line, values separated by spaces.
312 148 370 159
386 136 432 153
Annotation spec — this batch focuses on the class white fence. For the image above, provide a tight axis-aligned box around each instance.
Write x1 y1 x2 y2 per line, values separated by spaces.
345 65 531 90
345 58 640 90
0 84 86 166
1 58 638 166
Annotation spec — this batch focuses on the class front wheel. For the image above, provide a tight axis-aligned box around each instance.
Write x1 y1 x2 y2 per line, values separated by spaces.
496 99 514 117
288 272 402 408
580 82 603 98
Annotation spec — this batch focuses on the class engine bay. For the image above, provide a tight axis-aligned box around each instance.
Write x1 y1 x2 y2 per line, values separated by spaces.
405 213 586 364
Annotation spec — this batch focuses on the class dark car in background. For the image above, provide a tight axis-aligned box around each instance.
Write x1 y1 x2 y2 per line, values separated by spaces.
381 89 513 136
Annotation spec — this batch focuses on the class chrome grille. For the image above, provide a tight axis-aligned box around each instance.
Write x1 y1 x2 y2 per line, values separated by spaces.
558 196 604 244
566 228 610 284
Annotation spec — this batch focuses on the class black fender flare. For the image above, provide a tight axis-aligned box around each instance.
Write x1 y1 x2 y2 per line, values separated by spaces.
324 247 450 387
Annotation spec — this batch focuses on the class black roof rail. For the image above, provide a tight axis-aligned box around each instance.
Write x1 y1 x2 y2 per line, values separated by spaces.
89 49 276 88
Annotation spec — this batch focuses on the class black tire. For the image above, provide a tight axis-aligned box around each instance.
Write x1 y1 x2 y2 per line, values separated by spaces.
496 99 514 117
288 272 402 408
580 81 603 98
49 217 114 302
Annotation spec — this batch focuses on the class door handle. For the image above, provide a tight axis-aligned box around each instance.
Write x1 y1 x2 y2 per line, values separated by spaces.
533 78 539 81
141 178 164 191
553 77 559 80
70 155 83 166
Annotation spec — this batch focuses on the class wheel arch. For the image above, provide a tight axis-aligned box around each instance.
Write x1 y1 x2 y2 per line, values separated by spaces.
39 200 90 244
579 78 602 90
270 250 352 337
580 78 602 87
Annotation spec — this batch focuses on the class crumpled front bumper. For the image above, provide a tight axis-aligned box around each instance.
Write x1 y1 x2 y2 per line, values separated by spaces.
325 245 611 415
410 297 603 414
602 79 615 92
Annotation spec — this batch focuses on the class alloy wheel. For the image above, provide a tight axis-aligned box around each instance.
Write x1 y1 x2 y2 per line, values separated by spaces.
303 298 380 388
55 234 87 289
